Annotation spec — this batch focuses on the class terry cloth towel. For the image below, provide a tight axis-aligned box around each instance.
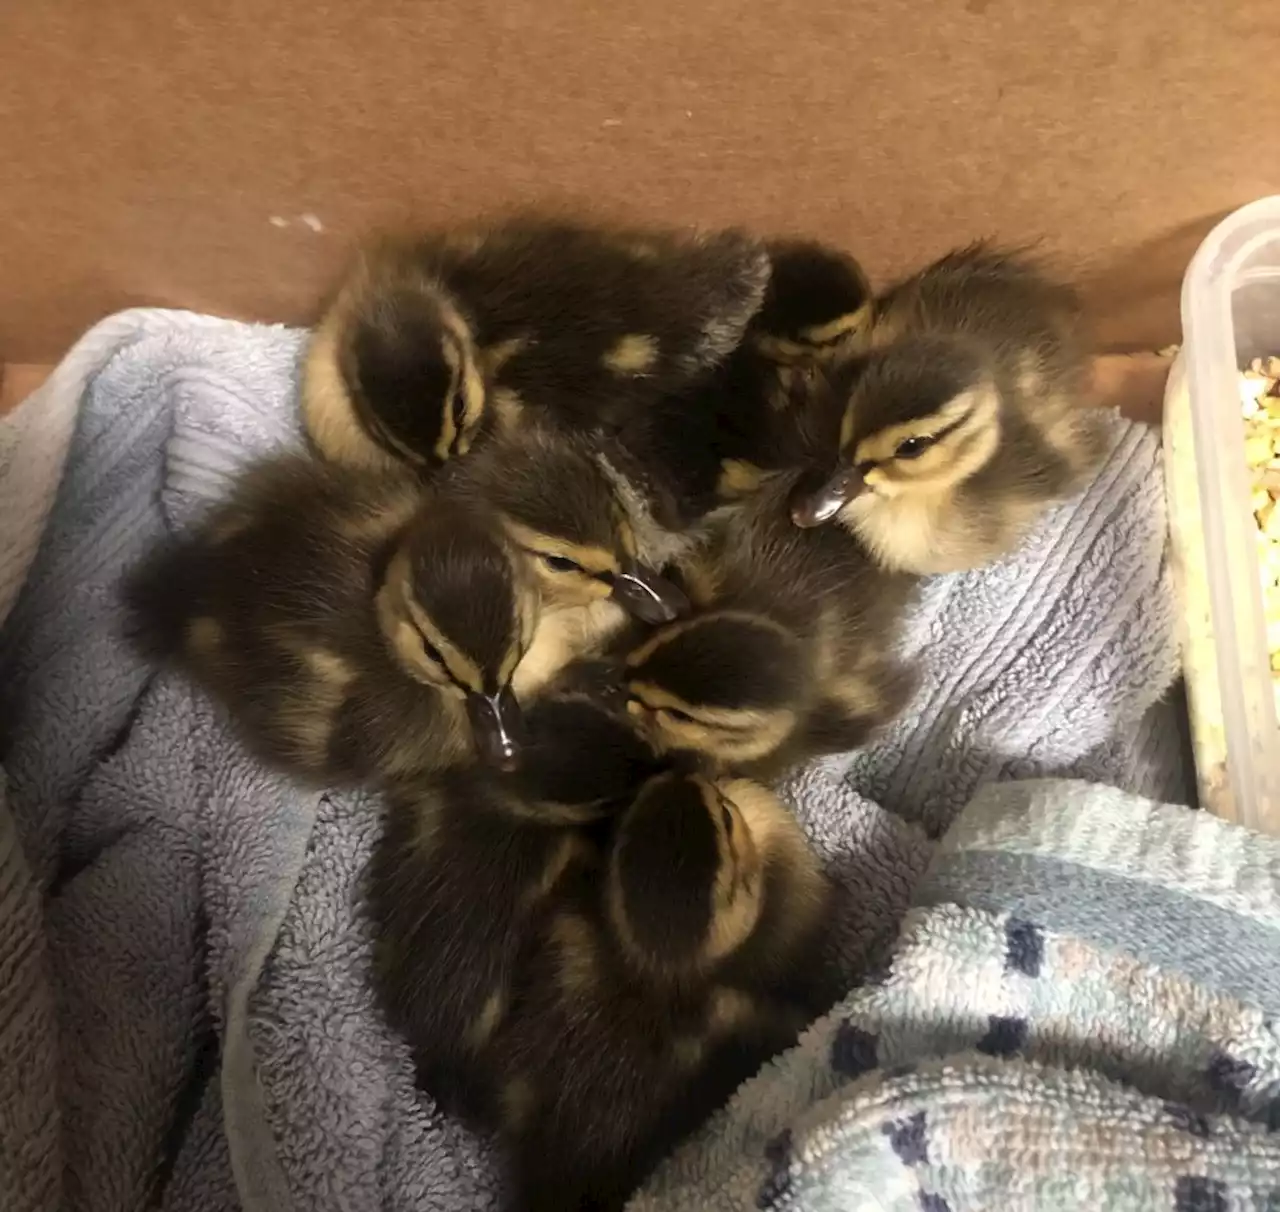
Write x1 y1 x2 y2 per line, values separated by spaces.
0 309 1189 1212
633 779 1280 1211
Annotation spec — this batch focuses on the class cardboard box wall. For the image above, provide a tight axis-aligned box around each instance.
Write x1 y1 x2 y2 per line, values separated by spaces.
2 1 1278 362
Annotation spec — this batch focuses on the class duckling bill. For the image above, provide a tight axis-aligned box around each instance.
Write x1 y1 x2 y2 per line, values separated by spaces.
620 237 875 525
787 243 1110 575
620 468 919 783
442 424 692 700
122 455 540 786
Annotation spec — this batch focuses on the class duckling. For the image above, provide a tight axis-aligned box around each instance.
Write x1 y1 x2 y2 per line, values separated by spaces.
368 692 665 1123
624 236 875 523
445 423 692 697
300 214 771 476
749 236 876 366
122 454 537 786
620 469 919 782
787 242 1111 575
490 771 833 1212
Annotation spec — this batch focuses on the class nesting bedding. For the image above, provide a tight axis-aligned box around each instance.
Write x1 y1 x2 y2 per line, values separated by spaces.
0 310 1203 1210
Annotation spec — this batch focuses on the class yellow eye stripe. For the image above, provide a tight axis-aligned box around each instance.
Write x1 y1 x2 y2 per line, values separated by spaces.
502 519 620 577
402 576 486 694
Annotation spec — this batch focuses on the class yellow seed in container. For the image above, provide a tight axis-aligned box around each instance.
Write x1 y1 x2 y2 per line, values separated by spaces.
1254 488 1272 517
1266 505 1280 542
1246 432 1274 467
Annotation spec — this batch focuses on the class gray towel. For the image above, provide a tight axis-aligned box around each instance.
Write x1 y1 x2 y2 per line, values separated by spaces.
632 779 1280 1210
0 309 1188 1212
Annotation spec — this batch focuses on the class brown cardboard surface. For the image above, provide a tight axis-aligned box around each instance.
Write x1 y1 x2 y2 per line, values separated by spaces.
2 2 1278 361
0 365 52 416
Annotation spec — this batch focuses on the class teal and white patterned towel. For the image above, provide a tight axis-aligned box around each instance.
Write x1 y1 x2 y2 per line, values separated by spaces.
634 780 1280 1210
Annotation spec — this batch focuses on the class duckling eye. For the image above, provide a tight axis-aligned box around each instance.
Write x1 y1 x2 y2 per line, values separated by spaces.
450 385 469 433
542 554 584 574
663 707 695 726
894 435 935 460
418 632 447 669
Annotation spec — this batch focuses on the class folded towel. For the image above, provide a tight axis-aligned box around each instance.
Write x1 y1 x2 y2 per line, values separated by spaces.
634 779 1280 1210
0 310 1188 1212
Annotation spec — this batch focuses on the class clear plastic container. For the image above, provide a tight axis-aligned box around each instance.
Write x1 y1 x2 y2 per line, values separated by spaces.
1164 195 1280 833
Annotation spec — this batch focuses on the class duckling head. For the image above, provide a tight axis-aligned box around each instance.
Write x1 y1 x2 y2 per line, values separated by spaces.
623 612 806 768
789 335 1001 528
508 694 666 815
343 272 488 469
468 429 690 625
606 771 781 980
375 499 535 770
751 240 874 364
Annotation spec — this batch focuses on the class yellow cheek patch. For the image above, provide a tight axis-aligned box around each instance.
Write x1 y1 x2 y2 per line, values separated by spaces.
626 680 792 737
839 401 857 454
751 304 874 363
625 679 696 715
615 516 638 560
798 303 874 348
624 615 708 668
429 303 488 463
864 466 889 490
502 520 619 576
453 352 487 458
431 339 463 464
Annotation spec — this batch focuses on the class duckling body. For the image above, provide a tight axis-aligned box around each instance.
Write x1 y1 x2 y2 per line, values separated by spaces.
368 694 664 1121
301 216 771 477
123 455 535 786
491 773 833 1212
789 243 1110 574
623 470 919 782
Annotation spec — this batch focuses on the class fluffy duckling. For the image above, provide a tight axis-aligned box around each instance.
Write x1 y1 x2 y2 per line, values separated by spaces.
492 771 833 1212
621 470 919 782
788 243 1111 574
447 424 691 695
368 692 665 1121
301 214 771 476
122 455 535 784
